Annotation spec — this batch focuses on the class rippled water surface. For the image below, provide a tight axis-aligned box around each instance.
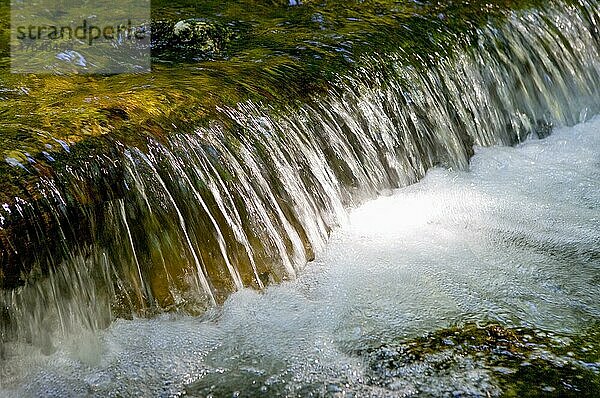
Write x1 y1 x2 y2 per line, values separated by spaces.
1 118 599 397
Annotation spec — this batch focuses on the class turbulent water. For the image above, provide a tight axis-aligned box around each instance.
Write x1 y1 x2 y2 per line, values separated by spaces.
1 2 600 395
2 0 599 346
1 116 598 397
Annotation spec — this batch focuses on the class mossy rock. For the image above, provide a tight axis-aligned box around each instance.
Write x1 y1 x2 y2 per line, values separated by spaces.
151 19 237 61
358 323 600 397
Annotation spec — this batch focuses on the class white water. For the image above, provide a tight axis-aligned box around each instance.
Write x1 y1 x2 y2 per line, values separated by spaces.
1 117 599 396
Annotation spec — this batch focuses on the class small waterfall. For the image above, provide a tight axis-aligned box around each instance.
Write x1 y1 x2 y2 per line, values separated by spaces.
1 0 599 351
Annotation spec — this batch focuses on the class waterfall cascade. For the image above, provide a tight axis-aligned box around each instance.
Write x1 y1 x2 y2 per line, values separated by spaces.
0 0 599 352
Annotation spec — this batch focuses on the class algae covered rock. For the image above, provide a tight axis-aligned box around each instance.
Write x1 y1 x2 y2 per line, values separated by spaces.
151 19 237 61
359 324 600 397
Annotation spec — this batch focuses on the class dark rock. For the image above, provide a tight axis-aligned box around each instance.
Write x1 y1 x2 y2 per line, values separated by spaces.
151 19 237 61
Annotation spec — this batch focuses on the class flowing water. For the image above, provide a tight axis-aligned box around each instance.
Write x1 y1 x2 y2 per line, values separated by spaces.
1 113 599 397
1 0 600 394
2 0 599 341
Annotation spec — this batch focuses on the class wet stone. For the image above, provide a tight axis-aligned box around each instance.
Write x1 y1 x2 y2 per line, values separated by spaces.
151 19 236 61
356 324 600 397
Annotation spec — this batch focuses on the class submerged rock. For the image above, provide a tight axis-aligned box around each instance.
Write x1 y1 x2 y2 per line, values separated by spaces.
151 19 236 61
358 324 600 397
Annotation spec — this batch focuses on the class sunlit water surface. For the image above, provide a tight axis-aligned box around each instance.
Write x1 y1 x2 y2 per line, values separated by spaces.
1 117 599 397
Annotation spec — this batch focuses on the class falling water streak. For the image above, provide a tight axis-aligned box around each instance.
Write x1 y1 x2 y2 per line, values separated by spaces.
118 199 146 306
190 142 264 289
135 150 216 306
0 0 598 348
162 149 244 290
237 144 303 276
123 150 154 218
207 131 300 278
223 109 332 252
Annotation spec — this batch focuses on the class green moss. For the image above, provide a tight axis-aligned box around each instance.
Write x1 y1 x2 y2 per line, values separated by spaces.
360 323 600 397
0 0 555 163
